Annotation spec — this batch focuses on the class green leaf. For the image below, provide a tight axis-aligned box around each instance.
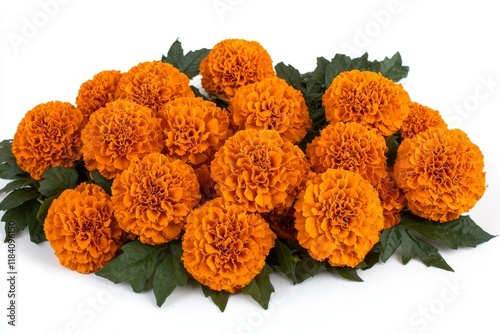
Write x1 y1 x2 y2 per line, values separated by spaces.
162 38 184 69
96 241 168 293
153 240 189 307
399 228 454 271
180 48 210 79
162 39 210 79
367 52 409 82
294 253 326 284
400 213 496 249
201 285 230 312
0 140 29 180
27 202 45 244
36 196 56 224
379 226 402 262
329 266 363 282
311 56 330 82
38 166 78 198
0 178 36 193
1 198 39 242
275 62 302 91
89 170 113 195
271 240 299 283
0 187 39 211
241 264 274 309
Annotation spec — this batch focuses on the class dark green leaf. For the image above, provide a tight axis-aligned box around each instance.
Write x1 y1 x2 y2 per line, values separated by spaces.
241 264 274 309
38 166 78 198
0 187 39 211
153 240 189 307
0 163 28 180
272 240 298 283
330 266 363 282
201 285 230 312
2 198 39 242
89 170 113 195
190 85 206 99
0 178 35 193
399 228 454 271
367 52 409 82
275 62 302 91
379 226 402 262
96 241 168 293
27 202 45 244
162 38 184 69
180 48 210 79
324 53 355 87
36 197 56 224
400 213 496 249
294 254 326 283
0 140 15 164
311 56 330 82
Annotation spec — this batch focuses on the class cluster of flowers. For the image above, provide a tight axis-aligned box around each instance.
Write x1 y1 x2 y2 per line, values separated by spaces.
7 39 486 294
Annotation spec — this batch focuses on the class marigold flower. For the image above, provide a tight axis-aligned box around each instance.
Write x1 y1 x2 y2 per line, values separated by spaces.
394 127 486 222
111 152 200 245
306 122 387 186
75 70 122 121
44 183 123 274
230 77 312 143
115 60 194 112
323 70 410 136
211 129 304 213
81 99 164 179
294 168 384 268
375 167 406 229
200 39 275 101
12 101 84 180
400 101 447 139
157 97 231 165
182 197 276 293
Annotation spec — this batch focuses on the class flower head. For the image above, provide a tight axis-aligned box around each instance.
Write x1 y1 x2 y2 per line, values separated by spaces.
12 101 84 180
193 164 218 205
394 127 486 222
306 122 387 186
400 101 447 139
115 60 194 112
211 129 305 213
200 39 275 101
375 167 406 229
81 99 164 179
182 197 276 293
44 183 123 274
323 70 410 136
230 76 312 143
157 97 232 165
75 70 122 121
112 152 200 245
294 168 384 268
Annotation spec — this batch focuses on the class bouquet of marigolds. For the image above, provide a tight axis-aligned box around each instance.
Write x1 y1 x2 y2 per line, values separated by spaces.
0 38 494 311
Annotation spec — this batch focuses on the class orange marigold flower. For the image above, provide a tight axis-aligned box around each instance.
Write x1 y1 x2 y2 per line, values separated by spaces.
81 99 164 179
75 70 122 121
182 197 276 293
400 101 447 139
157 97 231 166
263 205 298 241
375 167 406 229
211 129 304 213
323 70 410 136
230 76 312 143
306 122 387 186
115 60 194 112
294 168 384 268
394 127 486 222
111 152 200 245
44 183 123 274
12 101 84 180
200 39 275 101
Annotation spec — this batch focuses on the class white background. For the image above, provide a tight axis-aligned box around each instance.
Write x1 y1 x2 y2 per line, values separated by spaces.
1 1 499 333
